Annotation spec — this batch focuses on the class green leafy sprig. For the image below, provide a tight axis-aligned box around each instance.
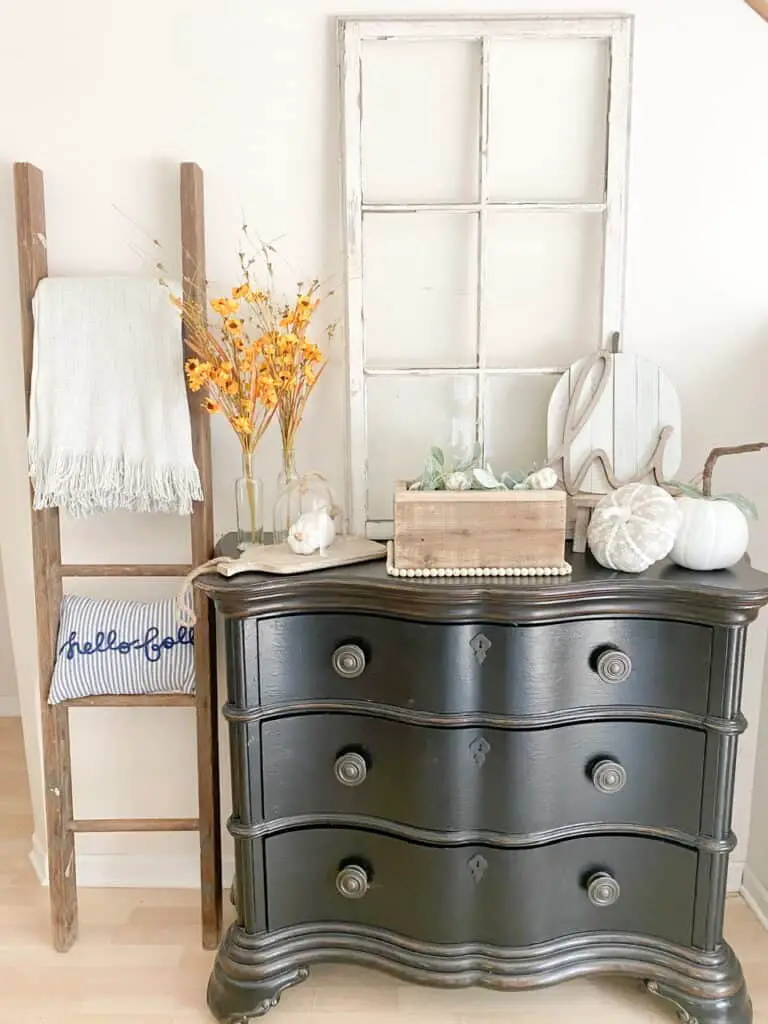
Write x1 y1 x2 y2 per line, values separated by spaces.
409 446 539 493
665 480 758 520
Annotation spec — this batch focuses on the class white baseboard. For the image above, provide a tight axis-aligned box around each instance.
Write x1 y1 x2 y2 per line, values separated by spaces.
729 859 744 893
741 865 768 931
25 834 747 895
0 694 20 716
30 833 235 889
29 831 46 884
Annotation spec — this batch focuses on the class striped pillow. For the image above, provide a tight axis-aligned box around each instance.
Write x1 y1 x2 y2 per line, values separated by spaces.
49 594 195 704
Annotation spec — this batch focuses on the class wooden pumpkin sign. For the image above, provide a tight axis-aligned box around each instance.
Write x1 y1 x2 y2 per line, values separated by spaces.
546 350 682 495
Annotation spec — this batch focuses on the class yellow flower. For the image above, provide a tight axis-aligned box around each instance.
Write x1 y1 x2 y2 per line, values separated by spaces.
211 297 239 316
301 342 323 363
294 295 319 324
231 416 251 435
224 317 244 335
185 358 212 392
242 399 254 414
203 398 220 414
304 365 316 385
231 284 250 300
250 290 269 304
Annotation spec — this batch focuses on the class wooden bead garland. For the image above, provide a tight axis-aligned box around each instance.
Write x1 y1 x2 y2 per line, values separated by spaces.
386 543 572 579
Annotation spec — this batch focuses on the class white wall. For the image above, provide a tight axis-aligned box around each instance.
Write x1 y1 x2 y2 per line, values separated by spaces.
0 0 766 887
0 552 20 716
745 691 768 924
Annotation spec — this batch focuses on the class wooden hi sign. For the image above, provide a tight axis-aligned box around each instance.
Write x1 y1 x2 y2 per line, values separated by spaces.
546 340 682 551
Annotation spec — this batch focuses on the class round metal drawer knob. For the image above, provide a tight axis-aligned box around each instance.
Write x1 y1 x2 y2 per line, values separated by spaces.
592 760 627 795
596 649 632 684
587 872 621 908
334 752 368 787
332 643 367 679
336 864 369 899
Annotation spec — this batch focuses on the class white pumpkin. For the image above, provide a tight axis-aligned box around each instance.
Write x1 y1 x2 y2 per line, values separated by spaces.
287 506 336 556
669 496 749 571
524 467 558 491
588 483 682 573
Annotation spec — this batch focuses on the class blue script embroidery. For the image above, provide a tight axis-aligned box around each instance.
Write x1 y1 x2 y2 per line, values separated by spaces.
59 625 194 663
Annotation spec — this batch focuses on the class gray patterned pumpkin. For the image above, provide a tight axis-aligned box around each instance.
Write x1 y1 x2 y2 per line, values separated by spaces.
587 483 682 573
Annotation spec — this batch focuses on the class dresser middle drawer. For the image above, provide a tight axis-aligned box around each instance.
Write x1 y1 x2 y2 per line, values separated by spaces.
259 716 705 837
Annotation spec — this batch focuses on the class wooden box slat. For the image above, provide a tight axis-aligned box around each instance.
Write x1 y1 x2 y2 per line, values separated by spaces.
393 484 566 570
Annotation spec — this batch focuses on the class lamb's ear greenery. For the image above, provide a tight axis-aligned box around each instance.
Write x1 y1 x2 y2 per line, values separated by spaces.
716 493 758 520
409 445 538 493
665 481 758 520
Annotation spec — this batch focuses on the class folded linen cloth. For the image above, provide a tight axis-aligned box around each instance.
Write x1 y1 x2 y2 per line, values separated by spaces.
28 277 203 516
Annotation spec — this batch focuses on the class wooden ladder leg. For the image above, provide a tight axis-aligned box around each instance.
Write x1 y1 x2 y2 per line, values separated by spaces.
15 162 78 951
194 595 222 949
181 162 222 949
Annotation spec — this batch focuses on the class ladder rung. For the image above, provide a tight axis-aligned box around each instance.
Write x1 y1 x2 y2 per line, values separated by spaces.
61 693 196 708
60 563 193 578
70 817 199 833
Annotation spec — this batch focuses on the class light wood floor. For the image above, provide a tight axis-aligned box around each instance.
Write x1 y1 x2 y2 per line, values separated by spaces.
3 717 768 1023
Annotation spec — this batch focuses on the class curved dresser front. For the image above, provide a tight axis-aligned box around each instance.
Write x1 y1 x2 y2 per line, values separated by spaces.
198 544 768 1024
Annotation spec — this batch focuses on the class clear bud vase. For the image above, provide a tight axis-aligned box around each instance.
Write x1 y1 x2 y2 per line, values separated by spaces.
272 449 301 545
272 448 338 546
235 449 264 550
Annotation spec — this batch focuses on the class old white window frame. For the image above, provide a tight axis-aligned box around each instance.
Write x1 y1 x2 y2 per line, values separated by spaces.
339 15 633 538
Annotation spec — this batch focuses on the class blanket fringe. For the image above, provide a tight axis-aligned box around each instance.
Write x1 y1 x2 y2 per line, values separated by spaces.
28 446 204 517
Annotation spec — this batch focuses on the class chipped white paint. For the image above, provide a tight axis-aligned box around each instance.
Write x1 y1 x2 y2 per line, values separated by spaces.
475 35 491 457
600 18 633 349
339 18 365 535
363 202 608 214
340 15 633 535
344 16 632 42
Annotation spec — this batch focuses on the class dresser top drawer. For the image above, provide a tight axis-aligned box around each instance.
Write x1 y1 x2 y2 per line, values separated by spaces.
249 614 711 718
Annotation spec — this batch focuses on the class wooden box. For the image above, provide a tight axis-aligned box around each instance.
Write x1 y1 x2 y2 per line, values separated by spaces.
393 483 567 570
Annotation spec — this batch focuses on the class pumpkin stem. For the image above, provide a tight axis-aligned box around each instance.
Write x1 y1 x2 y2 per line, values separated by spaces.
702 443 768 497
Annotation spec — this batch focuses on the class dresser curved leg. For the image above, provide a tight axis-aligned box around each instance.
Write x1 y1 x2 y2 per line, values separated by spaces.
646 979 752 1024
207 959 310 1022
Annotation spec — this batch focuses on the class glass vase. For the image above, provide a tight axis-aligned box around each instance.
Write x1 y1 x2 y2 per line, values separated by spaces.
272 448 338 545
272 448 301 545
235 449 264 550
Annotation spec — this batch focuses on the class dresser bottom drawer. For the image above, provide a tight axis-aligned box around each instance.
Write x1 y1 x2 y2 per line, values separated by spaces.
265 830 696 948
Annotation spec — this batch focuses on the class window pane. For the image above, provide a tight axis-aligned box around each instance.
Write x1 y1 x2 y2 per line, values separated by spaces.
361 40 480 203
366 374 477 521
484 211 604 368
484 373 558 476
363 213 478 368
487 37 610 203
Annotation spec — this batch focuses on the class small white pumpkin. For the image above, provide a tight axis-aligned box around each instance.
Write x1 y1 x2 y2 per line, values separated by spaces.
670 496 749 571
445 471 472 491
524 467 558 491
588 483 682 573
287 506 336 556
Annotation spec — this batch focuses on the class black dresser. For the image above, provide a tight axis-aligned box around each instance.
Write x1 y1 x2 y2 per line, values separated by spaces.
198 543 768 1024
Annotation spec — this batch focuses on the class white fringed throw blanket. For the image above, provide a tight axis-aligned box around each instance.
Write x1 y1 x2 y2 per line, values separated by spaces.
28 277 203 516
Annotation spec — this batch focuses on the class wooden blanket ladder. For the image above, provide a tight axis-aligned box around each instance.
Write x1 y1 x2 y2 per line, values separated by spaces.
13 161 222 952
